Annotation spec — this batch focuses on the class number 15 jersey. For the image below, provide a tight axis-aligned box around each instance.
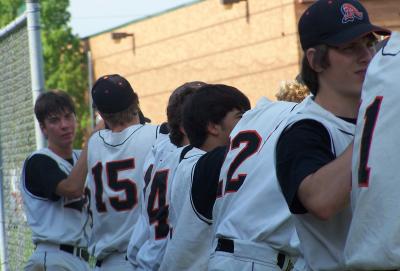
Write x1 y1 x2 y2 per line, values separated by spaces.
87 124 159 260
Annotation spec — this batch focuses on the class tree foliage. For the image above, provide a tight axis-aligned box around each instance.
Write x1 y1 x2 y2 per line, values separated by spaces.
0 0 23 27
0 0 89 148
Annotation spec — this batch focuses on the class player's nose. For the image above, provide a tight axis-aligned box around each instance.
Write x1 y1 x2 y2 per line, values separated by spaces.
60 117 70 129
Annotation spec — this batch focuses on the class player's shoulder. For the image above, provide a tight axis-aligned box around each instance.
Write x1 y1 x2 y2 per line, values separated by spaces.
191 146 228 224
28 148 65 163
193 146 227 181
179 146 205 163
25 151 55 169
235 99 299 130
153 138 177 164
138 123 170 142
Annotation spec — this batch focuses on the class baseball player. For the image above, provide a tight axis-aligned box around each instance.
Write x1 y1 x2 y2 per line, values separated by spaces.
275 1 390 270
159 84 251 271
127 81 204 270
344 33 399 270
207 97 302 271
86 74 161 270
21 91 90 271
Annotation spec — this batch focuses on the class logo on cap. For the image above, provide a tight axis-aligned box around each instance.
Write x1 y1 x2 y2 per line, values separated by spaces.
341 3 363 24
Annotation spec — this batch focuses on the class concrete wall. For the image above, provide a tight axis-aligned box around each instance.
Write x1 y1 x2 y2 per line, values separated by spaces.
88 0 399 124
88 0 300 123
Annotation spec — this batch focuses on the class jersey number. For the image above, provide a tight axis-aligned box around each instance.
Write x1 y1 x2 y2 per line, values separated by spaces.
358 96 383 187
147 170 169 239
91 159 137 212
224 130 262 194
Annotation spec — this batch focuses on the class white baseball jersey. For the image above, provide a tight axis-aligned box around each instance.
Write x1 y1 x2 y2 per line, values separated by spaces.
345 32 400 269
127 130 170 264
127 135 179 270
212 98 302 263
20 148 89 247
285 96 354 271
87 124 158 260
159 146 206 271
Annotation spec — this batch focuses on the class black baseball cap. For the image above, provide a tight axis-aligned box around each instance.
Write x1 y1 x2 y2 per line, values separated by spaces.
92 74 138 114
299 0 391 51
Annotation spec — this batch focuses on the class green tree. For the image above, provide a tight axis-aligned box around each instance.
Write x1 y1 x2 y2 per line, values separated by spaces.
40 0 89 148
0 0 89 148
0 0 23 27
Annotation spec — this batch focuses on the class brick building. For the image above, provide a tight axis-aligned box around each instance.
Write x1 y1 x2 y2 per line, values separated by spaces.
84 0 400 123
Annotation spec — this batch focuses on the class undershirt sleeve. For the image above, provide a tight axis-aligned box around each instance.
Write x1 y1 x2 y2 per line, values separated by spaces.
276 119 335 214
24 154 68 201
191 146 228 223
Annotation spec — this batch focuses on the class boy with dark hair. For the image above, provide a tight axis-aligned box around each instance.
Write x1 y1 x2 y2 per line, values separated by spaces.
21 90 90 271
183 84 250 149
166 81 205 146
160 84 250 271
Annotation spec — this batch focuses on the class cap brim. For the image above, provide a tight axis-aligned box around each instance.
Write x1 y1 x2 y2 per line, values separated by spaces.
323 23 391 47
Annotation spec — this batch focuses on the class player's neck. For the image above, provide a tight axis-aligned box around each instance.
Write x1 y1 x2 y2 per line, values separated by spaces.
179 137 190 147
314 88 359 119
48 142 73 160
109 118 140 133
200 137 224 152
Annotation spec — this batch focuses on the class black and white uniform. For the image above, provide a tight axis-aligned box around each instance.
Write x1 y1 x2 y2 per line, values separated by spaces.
159 146 207 271
345 32 400 269
210 98 303 271
21 148 90 271
87 124 159 270
277 96 355 271
127 134 178 270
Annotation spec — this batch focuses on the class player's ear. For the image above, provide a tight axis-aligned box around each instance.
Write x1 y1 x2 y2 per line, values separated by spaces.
306 48 323 73
179 125 187 137
207 122 221 137
39 122 48 139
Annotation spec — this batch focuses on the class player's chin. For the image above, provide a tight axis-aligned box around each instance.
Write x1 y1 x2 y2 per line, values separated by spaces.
60 136 75 146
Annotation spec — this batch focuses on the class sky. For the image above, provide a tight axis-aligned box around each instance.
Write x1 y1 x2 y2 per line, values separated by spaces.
68 0 197 38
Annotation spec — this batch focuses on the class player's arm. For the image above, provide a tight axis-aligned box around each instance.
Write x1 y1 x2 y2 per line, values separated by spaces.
297 143 352 220
276 119 352 220
55 144 88 198
56 122 104 198
25 151 87 200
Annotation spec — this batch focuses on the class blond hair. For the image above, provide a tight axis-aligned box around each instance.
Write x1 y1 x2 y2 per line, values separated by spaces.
276 80 310 103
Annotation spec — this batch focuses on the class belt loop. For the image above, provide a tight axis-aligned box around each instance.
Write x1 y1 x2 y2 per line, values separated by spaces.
215 238 234 253
96 259 102 267
277 253 285 269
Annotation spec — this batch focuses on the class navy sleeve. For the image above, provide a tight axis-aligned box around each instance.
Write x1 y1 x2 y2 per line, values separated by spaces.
24 154 67 201
276 119 335 214
159 122 170 134
191 146 227 224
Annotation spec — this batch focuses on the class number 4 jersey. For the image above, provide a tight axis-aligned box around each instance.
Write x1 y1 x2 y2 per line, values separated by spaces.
87 124 159 260
345 32 400 269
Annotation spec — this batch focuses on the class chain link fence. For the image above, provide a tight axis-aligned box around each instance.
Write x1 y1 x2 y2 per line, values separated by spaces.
0 16 37 270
